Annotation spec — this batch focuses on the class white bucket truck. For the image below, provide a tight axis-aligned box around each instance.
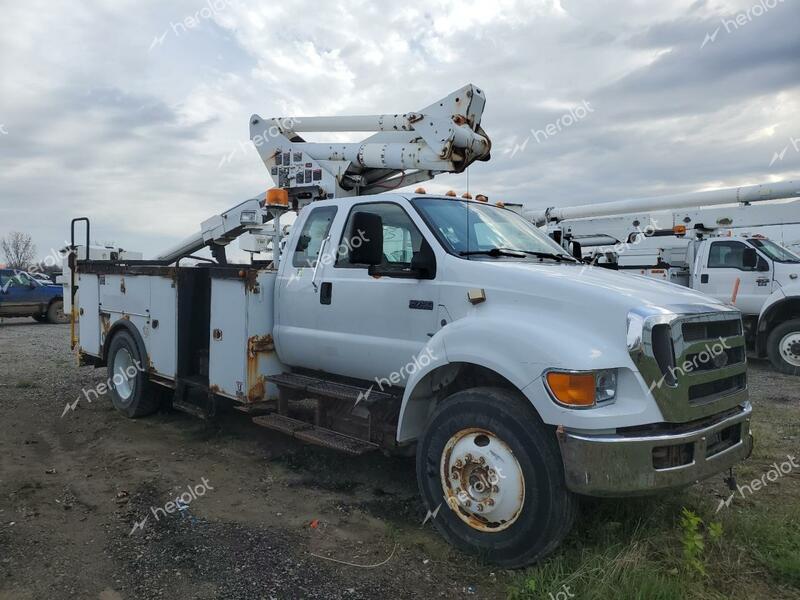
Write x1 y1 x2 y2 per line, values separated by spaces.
67 85 752 567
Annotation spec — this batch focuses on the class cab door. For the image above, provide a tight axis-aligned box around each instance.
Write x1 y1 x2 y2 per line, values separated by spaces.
274 204 340 368
694 240 773 315
316 200 441 383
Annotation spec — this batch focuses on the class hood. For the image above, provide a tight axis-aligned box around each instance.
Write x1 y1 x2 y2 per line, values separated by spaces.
451 258 729 316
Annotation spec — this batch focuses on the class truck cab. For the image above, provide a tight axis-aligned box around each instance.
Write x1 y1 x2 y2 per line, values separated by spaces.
0 269 68 323
691 236 800 374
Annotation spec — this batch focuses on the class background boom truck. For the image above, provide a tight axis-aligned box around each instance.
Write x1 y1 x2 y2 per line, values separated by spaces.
527 183 800 375
67 85 754 567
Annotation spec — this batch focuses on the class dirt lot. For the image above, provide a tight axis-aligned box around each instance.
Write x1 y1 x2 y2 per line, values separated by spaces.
1 318 798 600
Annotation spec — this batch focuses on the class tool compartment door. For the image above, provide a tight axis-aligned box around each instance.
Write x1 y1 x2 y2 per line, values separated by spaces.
209 278 247 399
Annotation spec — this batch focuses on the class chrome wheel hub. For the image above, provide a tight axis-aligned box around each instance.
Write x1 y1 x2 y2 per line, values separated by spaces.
779 332 800 367
440 428 525 532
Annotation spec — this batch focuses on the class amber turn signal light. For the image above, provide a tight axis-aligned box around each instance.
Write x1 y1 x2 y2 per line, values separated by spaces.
546 372 596 407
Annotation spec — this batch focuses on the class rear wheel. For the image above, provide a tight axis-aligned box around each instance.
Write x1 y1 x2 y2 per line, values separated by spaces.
46 300 69 324
107 330 159 417
767 318 800 376
416 387 577 568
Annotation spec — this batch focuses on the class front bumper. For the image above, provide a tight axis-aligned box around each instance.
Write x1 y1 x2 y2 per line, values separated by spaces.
557 404 753 496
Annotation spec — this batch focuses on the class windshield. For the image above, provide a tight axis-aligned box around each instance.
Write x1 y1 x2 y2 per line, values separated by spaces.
749 238 800 264
412 198 573 260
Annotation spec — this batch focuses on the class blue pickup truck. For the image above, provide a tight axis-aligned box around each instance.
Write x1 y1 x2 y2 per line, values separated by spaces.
0 269 68 323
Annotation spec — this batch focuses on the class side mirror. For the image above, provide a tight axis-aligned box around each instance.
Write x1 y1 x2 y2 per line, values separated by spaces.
410 240 437 279
350 212 384 266
570 241 583 261
742 247 758 269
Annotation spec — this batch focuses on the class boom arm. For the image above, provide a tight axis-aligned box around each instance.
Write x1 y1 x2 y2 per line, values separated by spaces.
154 84 491 264
249 83 491 206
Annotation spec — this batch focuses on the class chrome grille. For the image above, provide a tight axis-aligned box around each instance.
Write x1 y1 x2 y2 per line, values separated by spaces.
630 307 748 422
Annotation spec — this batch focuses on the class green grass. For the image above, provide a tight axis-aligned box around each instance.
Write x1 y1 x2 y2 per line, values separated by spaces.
506 487 800 600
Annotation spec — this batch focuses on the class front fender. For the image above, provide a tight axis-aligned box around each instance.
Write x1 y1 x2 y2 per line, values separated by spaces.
758 287 789 323
396 309 648 443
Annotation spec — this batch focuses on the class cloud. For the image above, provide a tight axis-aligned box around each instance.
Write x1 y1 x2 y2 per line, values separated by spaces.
0 0 798 260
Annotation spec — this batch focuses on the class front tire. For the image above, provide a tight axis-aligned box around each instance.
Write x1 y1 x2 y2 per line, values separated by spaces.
416 387 576 568
107 330 159 418
46 300 69 324
767 318 800 376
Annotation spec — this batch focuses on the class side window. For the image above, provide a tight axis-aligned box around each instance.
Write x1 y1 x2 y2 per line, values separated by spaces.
336 202 424 267
707 241 768 271
708 241 748 270
292 206 337 268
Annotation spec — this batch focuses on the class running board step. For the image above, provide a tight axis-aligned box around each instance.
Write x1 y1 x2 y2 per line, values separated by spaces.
265 372 397 405
252 414 378 456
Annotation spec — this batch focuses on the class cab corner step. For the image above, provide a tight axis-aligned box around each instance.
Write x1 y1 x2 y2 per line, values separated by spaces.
252 413 378 455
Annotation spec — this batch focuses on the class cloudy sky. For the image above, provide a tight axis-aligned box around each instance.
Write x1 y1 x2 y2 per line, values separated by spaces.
1 0 798 261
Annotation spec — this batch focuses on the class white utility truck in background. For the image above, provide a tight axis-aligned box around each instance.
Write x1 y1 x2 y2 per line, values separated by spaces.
67 85 753 567
527 184 800 375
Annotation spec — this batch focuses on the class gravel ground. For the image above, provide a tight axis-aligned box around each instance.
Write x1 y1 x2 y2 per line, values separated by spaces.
0 317 797 599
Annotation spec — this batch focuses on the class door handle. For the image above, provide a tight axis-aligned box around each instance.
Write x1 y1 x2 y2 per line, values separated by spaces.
700 274 709 284
320 282 332 305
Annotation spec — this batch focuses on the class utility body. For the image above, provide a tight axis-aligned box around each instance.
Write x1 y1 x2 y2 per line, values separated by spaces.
67 85 754 567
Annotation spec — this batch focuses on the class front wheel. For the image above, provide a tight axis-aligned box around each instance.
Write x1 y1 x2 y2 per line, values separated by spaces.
767 318 800 376
416 387 576 568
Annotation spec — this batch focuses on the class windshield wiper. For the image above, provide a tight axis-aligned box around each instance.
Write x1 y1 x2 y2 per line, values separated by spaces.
459 248 528 258
514 250 577 263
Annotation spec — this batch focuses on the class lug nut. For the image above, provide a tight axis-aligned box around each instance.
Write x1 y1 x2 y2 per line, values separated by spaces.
451 472 459 480
492 485 499 493
478 456 486 465
465 453 473 462
464 500 471 507
487 499 495 506
476 503 484 512
455 459 464 468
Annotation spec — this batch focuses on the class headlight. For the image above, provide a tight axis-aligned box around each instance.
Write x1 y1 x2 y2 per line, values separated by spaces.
545 369 618 408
